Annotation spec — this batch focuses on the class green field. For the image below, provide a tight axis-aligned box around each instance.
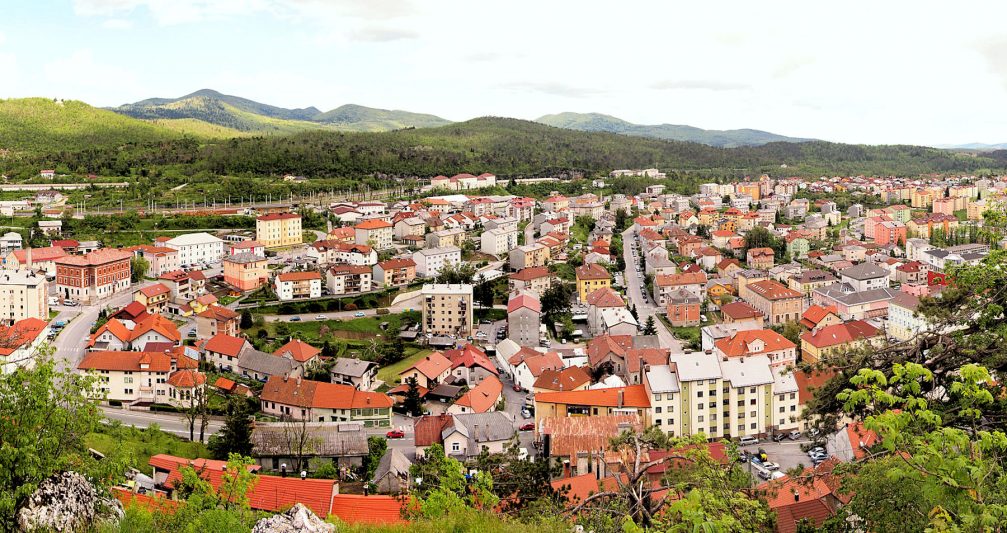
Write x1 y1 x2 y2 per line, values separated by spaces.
376 347 433 386
86 422 210 471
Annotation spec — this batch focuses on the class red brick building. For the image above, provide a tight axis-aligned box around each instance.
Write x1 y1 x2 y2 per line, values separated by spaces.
56 249 132 304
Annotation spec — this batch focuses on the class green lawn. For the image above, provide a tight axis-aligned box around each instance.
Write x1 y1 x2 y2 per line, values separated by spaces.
377 347 432 386
87 422 211 471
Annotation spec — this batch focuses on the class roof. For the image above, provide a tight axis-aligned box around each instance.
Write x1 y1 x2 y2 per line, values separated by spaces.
165 232 223 246
720 301 762 320
520 351 564 376
655 271 708 287
166 369 206 388
575 263 610 281
541 415 643 458
535 384 650 408
715 329 796 357
745 279 802 300
355 219 392 230
402 351 452 379
794 369 836 404
260 376 393 410
0 317 49 355
12 246 66 263
378 258 416 269
274 339 321 363
413 413 454 447
328 494 406 525
533 366 592 392
256 213 300 221
203 333 248 357
238 348 299 377
585 287 625 308
509 266 552 281
839 262 889 280
276 271 322 282
800 305 839 329
718 354 774 387
138 283 170 298
444 344 498 375
452 375 503 413
247 476 338 519
644 364 681 394
331 357 377 378
670 351 722 382
801 320 881 349
197 305 239 322
251 422 368 457
507 293 541 313
78 351 172 373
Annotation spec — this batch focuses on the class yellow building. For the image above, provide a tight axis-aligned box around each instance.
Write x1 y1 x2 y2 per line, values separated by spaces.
256 213 303 248
575 263 611 302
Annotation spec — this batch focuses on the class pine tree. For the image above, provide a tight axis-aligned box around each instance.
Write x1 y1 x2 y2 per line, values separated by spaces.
403 376 423 417
239 309 253 330
642 315 657 336
209 398 254 459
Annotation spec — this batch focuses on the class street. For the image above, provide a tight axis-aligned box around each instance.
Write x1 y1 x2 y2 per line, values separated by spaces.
620 228 683 352
261 291 423 322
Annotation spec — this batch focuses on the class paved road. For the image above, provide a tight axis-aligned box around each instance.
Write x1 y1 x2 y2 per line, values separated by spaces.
621 228 683 352
263 291 423 323
102 406 225 439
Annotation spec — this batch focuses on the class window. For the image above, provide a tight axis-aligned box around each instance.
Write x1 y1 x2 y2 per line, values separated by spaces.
790 393 796 400
708 402 716 408
779 407 785 413
451 442 460 452
697 391 704 398
750 399 757 405
698 415 704 422
751 423 757 429
750 387 756 393
653 394 661 402
750 411 757 417
655 419 662 426
655 407 662 414
698 403 704 410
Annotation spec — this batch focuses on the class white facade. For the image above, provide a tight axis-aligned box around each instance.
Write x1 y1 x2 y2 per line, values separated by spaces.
165 233 225 266
412 246 462 278
480 227 519 256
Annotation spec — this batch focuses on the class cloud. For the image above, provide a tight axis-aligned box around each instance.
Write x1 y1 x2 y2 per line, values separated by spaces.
73 0 414 25
650 79 751 92
43 49 138 89
977 35 1007 88
464 52 500 62
102 18 133 29
503 82 606 98
349 27 418 42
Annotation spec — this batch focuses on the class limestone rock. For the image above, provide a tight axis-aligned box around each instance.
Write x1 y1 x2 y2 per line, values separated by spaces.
252 503 335 533
16 471 124 532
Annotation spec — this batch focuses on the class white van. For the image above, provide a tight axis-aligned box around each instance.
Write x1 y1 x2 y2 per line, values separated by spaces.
739 436 760 446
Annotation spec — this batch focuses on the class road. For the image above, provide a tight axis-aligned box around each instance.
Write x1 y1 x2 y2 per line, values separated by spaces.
620 228 683 352
102 406 225 439
262 291 423 322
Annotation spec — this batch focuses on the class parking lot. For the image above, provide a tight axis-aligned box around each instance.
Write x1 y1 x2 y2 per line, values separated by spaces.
739 436 823 481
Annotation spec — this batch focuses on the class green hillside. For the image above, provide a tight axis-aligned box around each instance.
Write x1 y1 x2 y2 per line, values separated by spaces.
127 88 321 121
313 104 452 131
114 96 332 134
536 112 810 147
0 98 180 154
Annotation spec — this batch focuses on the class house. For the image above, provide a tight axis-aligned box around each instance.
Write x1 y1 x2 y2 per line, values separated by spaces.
250 422 368 472
654 271 707 306
226 240 265 257
414 412 516 459
326 265 373 295
259 376 393 427
372 258 416 288
508 266 553 295
134 283 171 315
788 269 838 297
275 271 322 300
77 351 206 408
756 459 847 533
412 246 462 278
158 270 207 308
137 246 180 277
480 227 519 256
443 344 499 386
447 375 503 414
541 415 644 477
426 228 466 249
532 366 592 393
273 339 322 369
509 348 564 392
888 292 926 342
331 358 379 390
666 288 701 327
534 385 652 429
714 329 797 367
586 287 626 336
800 320 883 363
306 241 377 267
371 447 413 494
507 293 542 346
201 333 250 372
575 263 611 303
508 243 550 271
0 270 48 323
739 280 804 325
354 219 394 250
719 301 765 327
195 305 240 338
89 314 181 352
164 233 224 266
0 317 50 373
799 305 842 331
255 213 302 248
838 262 890 291
746 247 775 269
393 217 426 241
4 246 67 278
599 307 640 336
398 351 452 389
55 248 133 305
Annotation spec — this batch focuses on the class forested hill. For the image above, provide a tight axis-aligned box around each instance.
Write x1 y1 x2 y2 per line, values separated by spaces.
7 115 1007 179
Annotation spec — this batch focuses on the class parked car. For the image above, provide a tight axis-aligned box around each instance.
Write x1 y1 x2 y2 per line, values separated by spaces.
521 409 532 419
187 331 197 338
519 423 534 431
739 436 759 446
480 319 492 325
289 316 302 322
756 469 772 480
354 311 366 317
475 331 487 338
512 384 523 392
315 315 327 321
772 433 787 442
763 462 780 471
386 430 405 439
64 299 78 307
788 431 802 440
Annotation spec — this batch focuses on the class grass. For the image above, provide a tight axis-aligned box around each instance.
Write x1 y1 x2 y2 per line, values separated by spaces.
668 321 702 350
87 421 211 471
376 347 432 386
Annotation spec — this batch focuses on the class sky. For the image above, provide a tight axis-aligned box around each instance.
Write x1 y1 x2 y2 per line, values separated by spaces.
3 0 1007 146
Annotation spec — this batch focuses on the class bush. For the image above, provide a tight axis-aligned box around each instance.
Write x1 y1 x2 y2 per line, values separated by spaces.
149 404 181 414
345 303 358 311
307 301 323 312
108 399 122 407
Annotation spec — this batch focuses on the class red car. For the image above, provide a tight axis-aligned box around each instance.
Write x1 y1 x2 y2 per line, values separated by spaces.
386 430 405 439
512 384 523 392
519 423 535 431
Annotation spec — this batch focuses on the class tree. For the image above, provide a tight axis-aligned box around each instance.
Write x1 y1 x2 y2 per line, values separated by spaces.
473 439 561 514
615 208 628 231
642 315 657 336
239 309 253 330
377 336 406 366
409 443 498 519
130 256 149 282
209 397 254 460
435 261 477 285
364 435 388 479
473 276 495 309
181 382 210 443
403 376 423 416
540 282 574 324
0 352 122 529
282 416 320 473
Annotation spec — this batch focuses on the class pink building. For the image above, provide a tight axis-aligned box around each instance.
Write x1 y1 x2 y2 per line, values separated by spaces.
874 220 906 246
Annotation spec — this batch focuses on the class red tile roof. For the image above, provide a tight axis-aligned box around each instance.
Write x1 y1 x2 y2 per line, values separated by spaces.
800 320 880 349
720 301 762 320
260 377 393 410
453 375 503 413
536 384 650 408
656 271 708 287
167 369 206 388
800 305 839 329
793 369 836 404
277 271 322 282
56 248 132 266
203 333 248 357
507 293 541 313
138 283 170 298
509 266 551 281
329 494 406 525
715 329 795 357
0 318 48 356
274 339 321 363
746 279 803 300
585 287 624 307
355 219 392 230
444 344 498 375
247 475 337 518
533 366 591 392
575 263 610 281
78 351 172 373
413 413 453 447
12 246 66 263
402 351 452 380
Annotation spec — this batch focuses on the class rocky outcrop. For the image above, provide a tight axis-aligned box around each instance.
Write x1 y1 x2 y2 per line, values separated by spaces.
252 503 335 533
16 471 124 532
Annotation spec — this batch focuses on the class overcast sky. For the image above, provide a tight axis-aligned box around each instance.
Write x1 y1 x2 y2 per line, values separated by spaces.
4 1 1007 146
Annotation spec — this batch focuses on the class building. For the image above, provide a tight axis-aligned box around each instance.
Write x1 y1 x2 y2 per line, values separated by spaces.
575 263 611 303
354 219 394 250
274 339 322 369
480 227 519 256
739 280 804 325
398 351 453 389
509 266 553 295
654 271 708 306
372 258 416 288
838 262 890 292
259 376 394 428
746 247 775 269
0 270 48 323
447 375 503 415
586 287 626 336
134 283 170 314
533 366 592 394
222 253 269 292
507 293 541 346
55 249 132 304
331 358 379 390
4 246 67 278
306 241 377 267
275 271 323 300
420 284 473 337
414 412 515 459
165 233 224 267
509 243 550 270
0 232 22 256
77 350 205 407
666 288 702 327
137 246 181 278
800 320 883 363
426 228 466 249
719 301 764 327
412 246 462 278
534 385 652 430
0 318 50 373
251 422 368 472
195 305 240 338
90 314 181 352
227 240 265 257
201 333 250 371
788 269 839 297
888 292 926 342
714 329 797 367
256 213 302 248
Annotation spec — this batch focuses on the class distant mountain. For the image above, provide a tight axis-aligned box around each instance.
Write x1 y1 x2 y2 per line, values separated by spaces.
111 89 452 135
936 142 1007 151
535 112 811 148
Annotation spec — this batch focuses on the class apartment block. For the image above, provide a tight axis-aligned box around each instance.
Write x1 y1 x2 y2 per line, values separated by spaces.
421 284 473 337
274 271 322 300
0 270 48 323
256 213 303 248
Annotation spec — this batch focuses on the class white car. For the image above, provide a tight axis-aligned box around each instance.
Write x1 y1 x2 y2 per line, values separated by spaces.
763 462 780 471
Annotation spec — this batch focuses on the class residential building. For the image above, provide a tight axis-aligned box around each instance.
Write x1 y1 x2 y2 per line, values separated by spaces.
888 292 926 342
669 351 774 440
226 240 265 257
0 232 22 255
644 364 683 437
412 246 462 278
714 329 797 367
372 258 416 288
222 253 269 291
238 346 301 381
4 246 67 278
507 293 541 346
420 284 473 337
586 287 626 336
838 262 890 291
414 412 515 459
719 301 764 327
447 375 503 415
201 333 249 371
480 227 519 256
800 320 883 363
508 266 553 295
195 306 240 338
398 351 453 389
165 233 224 267
812 285 899 320
599 307 640 336
575 263 611 302
90 314 181 352
746 247 775 269
256 213 302 248
259 376 394 428
0 318 50 373
508 243 550 270
533 366 592 394
250 422 368 472
274 339 322 369
55 249 132 304
77 350 205 408
331 358 378 390
788 269 838 297
654 271 708 306
739 280 804 325
275 271 322 300
771 365 800 432
134 283 170 314
326 265 373 295
426 228 466 249
306 241 377 267
534 385 652 429
799 304 843 331
354 219 394 250
0 270 48 323
666 288 702 327
138 246 181 277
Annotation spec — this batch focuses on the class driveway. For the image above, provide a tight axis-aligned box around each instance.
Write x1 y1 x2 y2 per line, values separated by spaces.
620 228 683 352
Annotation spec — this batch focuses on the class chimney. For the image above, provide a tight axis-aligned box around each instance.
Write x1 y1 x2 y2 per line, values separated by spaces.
617 389 624 408
473 423 479 442
793 490 800 502
26 247 32 272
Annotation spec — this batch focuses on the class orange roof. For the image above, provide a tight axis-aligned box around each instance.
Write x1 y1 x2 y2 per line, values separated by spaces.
247 475 337 518
507 293 541 313
12 246 66 263
535 384 650 408
213 376 236 391
453 375 503 413
655 271 708 287
329 494 406 525
0 317 48 355
533 366 592 392
745 279 802 300
719 301 761 320
167 369 206 388
138 283 170 298
794 368 836 404
56 248 131 266
354 219 392 230
78 351 172 373
715 329 795 357
402 351 452 380
276 271 322 282
260 376 393 410
585 287 624 308
112 488 179 514
198 305 239 321
274 339 321 363
800 320 880 349
575 263 610 281
203 333 248 357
